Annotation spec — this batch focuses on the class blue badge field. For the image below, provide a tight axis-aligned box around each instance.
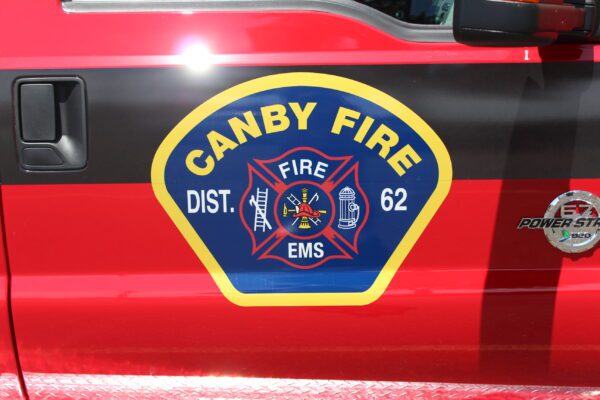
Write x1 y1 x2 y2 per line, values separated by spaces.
152 73 452 306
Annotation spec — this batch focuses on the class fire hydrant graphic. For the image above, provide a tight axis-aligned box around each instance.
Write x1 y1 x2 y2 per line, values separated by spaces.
338 186 360 230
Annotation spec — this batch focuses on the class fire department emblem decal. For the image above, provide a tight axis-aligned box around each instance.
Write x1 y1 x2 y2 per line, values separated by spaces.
240 148 368 269
152 72 452 306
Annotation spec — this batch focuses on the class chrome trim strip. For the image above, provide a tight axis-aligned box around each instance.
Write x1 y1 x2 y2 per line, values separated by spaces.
23 373 600 399
62 0 454 43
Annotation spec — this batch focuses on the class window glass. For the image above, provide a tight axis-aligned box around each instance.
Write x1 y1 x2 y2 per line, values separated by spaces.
354 0 454 25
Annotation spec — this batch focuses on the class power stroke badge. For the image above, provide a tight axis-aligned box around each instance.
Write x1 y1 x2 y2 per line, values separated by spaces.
152 73 452 306
518 190 600 253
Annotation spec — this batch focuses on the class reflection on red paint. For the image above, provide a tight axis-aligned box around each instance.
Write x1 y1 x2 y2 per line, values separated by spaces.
3 181 600 388
0 1 597 70
0 188 27 399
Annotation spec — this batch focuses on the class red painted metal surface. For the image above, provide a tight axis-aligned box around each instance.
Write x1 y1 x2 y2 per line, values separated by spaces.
2 180 600 390
0 188 27 399
0 0 597 70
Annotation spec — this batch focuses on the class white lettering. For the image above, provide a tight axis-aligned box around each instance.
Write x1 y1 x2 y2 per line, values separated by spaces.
186 189 234 214
288 242 325 259
187 190 200 214
277 159 329 180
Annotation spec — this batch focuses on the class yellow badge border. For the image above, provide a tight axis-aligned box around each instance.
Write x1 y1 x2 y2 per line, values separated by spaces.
151 72 452 307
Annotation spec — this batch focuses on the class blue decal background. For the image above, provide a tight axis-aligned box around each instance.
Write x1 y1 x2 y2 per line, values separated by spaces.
164 86 439 294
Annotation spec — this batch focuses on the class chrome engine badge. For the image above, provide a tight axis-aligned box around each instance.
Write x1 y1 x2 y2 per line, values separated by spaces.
518 191 600 253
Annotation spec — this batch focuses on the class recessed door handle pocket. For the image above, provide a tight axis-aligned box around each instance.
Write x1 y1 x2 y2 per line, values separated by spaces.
15 77 87 170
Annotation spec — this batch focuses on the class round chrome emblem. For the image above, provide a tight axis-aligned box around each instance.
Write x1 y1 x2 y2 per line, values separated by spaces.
543 191 600 253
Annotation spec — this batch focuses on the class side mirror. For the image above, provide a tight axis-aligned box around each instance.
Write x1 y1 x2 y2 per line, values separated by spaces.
453 0 599 46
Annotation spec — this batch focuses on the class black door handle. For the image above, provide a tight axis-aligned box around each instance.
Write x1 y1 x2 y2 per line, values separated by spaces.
15 77 87 170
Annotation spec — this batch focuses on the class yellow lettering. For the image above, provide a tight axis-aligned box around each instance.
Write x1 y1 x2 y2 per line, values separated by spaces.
207 130 238 161
388 145 422 176
331 107 360 134
261 104 290 134
354 116 374 143
289 102 317 130
365 124 399 159
228 111 262 144
185 149 215 176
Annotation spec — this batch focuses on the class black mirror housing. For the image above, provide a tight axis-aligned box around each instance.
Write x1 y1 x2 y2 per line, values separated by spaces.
453 0 597 47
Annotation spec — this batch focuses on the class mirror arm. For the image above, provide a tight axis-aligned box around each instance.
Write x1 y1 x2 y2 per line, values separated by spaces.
538 3 586 32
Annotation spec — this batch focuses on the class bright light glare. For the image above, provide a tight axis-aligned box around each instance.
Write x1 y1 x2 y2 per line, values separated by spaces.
180 43 213 72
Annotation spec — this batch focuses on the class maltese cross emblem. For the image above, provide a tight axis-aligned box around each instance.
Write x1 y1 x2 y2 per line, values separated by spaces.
240 147 368 269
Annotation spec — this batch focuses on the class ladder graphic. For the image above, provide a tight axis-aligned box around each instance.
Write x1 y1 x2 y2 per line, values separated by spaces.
285 194 301 226
249 188 272 232
286 193 301 207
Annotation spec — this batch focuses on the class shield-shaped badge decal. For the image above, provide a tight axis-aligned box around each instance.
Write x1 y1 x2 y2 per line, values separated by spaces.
152 73 452 306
